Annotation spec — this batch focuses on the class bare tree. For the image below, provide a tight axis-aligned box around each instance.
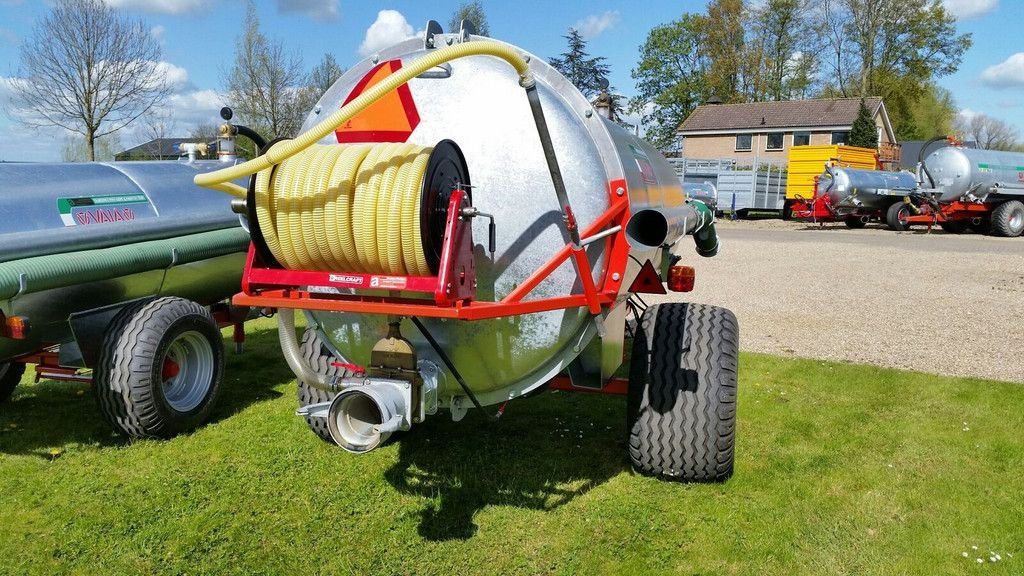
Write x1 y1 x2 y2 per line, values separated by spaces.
225 2 309 139
142 109 177 160
61 133 122 162
956 113 1020 151
189 122 220 147
9 0 169 161
308 53 344 99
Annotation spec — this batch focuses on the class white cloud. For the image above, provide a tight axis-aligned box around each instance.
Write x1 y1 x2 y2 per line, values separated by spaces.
941 0 998 19
957 108 979 122
574 10 620 39
277 0 339 22
150 25 165 42
102 0 207 15
358 10 415 57
153 61 189 90
980 53 1024 89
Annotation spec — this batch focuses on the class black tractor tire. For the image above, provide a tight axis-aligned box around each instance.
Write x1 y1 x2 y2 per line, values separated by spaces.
94 297 224 438
938 220 967 234
297 328 349 443
627 303 739 482
843 215 867 229
991 200 1024 237
886 201 912 231
0 362 25 403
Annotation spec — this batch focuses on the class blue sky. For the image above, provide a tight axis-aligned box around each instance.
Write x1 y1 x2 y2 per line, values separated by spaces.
0 0 1022 162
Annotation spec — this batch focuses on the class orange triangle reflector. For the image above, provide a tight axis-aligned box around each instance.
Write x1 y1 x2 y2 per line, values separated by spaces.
335 60 420 143
628 260 667 295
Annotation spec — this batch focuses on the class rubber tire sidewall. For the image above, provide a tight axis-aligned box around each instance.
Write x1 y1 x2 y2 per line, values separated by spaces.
886 201 912 231
297 327 348 443
844 216 867 229
95 298 224 438
991 200 1024 237
0 362 25 403
627 302 739 482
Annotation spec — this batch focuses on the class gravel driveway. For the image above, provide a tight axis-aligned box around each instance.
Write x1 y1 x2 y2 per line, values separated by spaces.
654 219 1024 383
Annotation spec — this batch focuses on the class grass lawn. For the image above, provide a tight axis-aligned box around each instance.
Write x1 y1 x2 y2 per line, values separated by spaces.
0 317 1021 575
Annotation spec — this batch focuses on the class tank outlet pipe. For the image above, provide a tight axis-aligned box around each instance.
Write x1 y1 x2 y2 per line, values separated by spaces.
626 199 718 257
277 308 334 390
325 380 410 453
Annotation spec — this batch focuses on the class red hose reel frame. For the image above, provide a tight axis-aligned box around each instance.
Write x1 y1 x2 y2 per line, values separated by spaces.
232 179 631 321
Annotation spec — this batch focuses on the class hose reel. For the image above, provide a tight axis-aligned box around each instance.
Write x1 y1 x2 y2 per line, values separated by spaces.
245 139 471 279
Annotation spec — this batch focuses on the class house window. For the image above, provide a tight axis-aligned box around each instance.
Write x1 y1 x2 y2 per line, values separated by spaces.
793 131 810 146
831 131 849 145
766 133 784 150
735 134 752 151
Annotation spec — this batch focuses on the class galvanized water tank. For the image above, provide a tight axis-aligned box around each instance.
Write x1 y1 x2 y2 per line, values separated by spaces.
925 147 1024 202
301 36 686 406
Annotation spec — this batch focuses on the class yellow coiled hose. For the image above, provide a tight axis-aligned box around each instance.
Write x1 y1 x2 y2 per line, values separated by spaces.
194 41 531 198
255 142 433 275
193 41 531 275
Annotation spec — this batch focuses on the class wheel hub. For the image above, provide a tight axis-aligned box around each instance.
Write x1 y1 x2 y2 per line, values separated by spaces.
160 330 215 412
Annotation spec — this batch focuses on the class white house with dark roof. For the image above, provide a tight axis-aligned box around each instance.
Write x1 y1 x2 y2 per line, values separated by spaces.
676 97 897 162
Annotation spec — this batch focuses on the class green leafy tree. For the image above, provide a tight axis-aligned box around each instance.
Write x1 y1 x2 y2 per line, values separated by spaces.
448 1 489 36
703 0 744 103
745 0 818 101
630 14 708 151
820 0 970 138
849 98 878 148
549 29 612 98
906 84 955 139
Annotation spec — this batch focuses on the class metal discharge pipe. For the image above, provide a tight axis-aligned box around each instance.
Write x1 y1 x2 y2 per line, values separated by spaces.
626 200 718 257
277 308 331 390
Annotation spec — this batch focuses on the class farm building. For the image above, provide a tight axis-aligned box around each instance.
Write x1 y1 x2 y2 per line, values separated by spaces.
677 97 899 164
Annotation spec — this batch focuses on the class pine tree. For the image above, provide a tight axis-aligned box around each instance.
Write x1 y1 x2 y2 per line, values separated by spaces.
549 29 611 98
849 98 879 148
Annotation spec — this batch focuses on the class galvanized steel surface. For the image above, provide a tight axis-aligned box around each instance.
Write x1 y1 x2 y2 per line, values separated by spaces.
0 161 244 262
0 160 249 364
818 166 917 210
303 37 690 406
925 147 1024 202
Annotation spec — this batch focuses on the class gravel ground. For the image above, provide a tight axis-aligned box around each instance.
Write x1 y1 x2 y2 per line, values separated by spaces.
651 218 1024 383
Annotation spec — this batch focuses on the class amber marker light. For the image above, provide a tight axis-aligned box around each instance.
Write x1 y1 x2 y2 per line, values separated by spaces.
1 314 30 340
667 265 696 293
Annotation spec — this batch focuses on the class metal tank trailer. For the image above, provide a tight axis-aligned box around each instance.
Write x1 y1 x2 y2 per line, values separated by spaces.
196 24 740 482
0 155 253 438
889 141 1024 236
792 164 918 228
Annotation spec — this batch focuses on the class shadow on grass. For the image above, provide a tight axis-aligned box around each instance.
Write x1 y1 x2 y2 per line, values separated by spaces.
385 391 629 541
0 325 290 458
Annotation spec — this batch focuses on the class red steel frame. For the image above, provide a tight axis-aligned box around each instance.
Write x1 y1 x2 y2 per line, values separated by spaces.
10 311 246 384
904 200 992 228
232 179 632 322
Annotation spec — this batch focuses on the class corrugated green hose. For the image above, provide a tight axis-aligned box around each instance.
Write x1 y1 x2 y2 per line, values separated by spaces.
0 227 249 301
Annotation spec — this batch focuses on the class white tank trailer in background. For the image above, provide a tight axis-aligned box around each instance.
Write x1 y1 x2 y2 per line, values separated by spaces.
887 145 1024 236
812 165 919 228
0 155 253 438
